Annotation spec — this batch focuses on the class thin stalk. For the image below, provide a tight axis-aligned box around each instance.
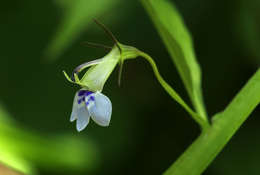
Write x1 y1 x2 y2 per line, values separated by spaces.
138 51 210 130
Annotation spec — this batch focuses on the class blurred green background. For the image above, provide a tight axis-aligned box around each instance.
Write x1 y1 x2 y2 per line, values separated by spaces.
0 0 260 174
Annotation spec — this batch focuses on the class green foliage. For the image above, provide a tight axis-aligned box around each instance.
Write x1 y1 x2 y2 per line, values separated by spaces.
141 0 260 174
55 0 260 174
0 104 99 174
163 69 260 175
1 0 260 174
141 0 208 121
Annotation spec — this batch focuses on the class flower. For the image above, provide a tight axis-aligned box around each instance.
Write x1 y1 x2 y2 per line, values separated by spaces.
64 47 119 131
70 89 112 132
64 43 139 131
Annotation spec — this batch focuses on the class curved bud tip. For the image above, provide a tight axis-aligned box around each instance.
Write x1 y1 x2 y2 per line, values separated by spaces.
63 71 74 84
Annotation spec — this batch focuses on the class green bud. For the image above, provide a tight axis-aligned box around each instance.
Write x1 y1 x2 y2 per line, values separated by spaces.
63 43 140 92
81 46 120 91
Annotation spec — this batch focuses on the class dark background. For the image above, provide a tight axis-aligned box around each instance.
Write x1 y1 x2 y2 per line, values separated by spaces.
0 0 260 174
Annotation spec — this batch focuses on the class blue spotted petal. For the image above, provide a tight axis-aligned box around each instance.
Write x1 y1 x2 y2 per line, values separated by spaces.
76 103 90 132
88 92 112 126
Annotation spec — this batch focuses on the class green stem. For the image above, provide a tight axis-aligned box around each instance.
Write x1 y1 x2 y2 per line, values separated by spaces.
164 69 260 175
138 51 210 130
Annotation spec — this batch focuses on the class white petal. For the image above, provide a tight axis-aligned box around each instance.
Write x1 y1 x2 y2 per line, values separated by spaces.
70 92 79 122
89 92 112 127
76 104 90 132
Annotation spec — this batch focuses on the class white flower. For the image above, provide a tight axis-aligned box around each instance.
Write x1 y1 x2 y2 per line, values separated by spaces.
64 43 139 132
70 89 112 132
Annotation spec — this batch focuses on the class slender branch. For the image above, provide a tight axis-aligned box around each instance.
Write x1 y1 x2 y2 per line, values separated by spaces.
164 69 260 175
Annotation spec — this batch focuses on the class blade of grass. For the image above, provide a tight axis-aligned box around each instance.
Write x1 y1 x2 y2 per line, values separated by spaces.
164 69 260 175
141 0 208 122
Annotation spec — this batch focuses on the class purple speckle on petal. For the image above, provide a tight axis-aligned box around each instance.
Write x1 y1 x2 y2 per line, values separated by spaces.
78 90 86 96
86 102 89 106
77 97 85 104
90 96 95 101
86 91 93 96
77 99 82 104
78 90 93 97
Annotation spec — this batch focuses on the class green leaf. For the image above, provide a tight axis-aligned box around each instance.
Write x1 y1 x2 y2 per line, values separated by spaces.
164 69 260 175
141 0 207 121
45 0 120 60
0 104 36 175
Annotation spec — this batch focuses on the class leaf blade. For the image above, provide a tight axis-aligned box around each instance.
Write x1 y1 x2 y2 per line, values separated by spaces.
141 0 207 120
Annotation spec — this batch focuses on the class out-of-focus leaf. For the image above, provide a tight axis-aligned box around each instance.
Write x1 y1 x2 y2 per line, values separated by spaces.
0 152 36 175
0 103 99 173
141 0 207 120
235 0 260 64
45 0 120 60
0 104 36 175
55 0 72 10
